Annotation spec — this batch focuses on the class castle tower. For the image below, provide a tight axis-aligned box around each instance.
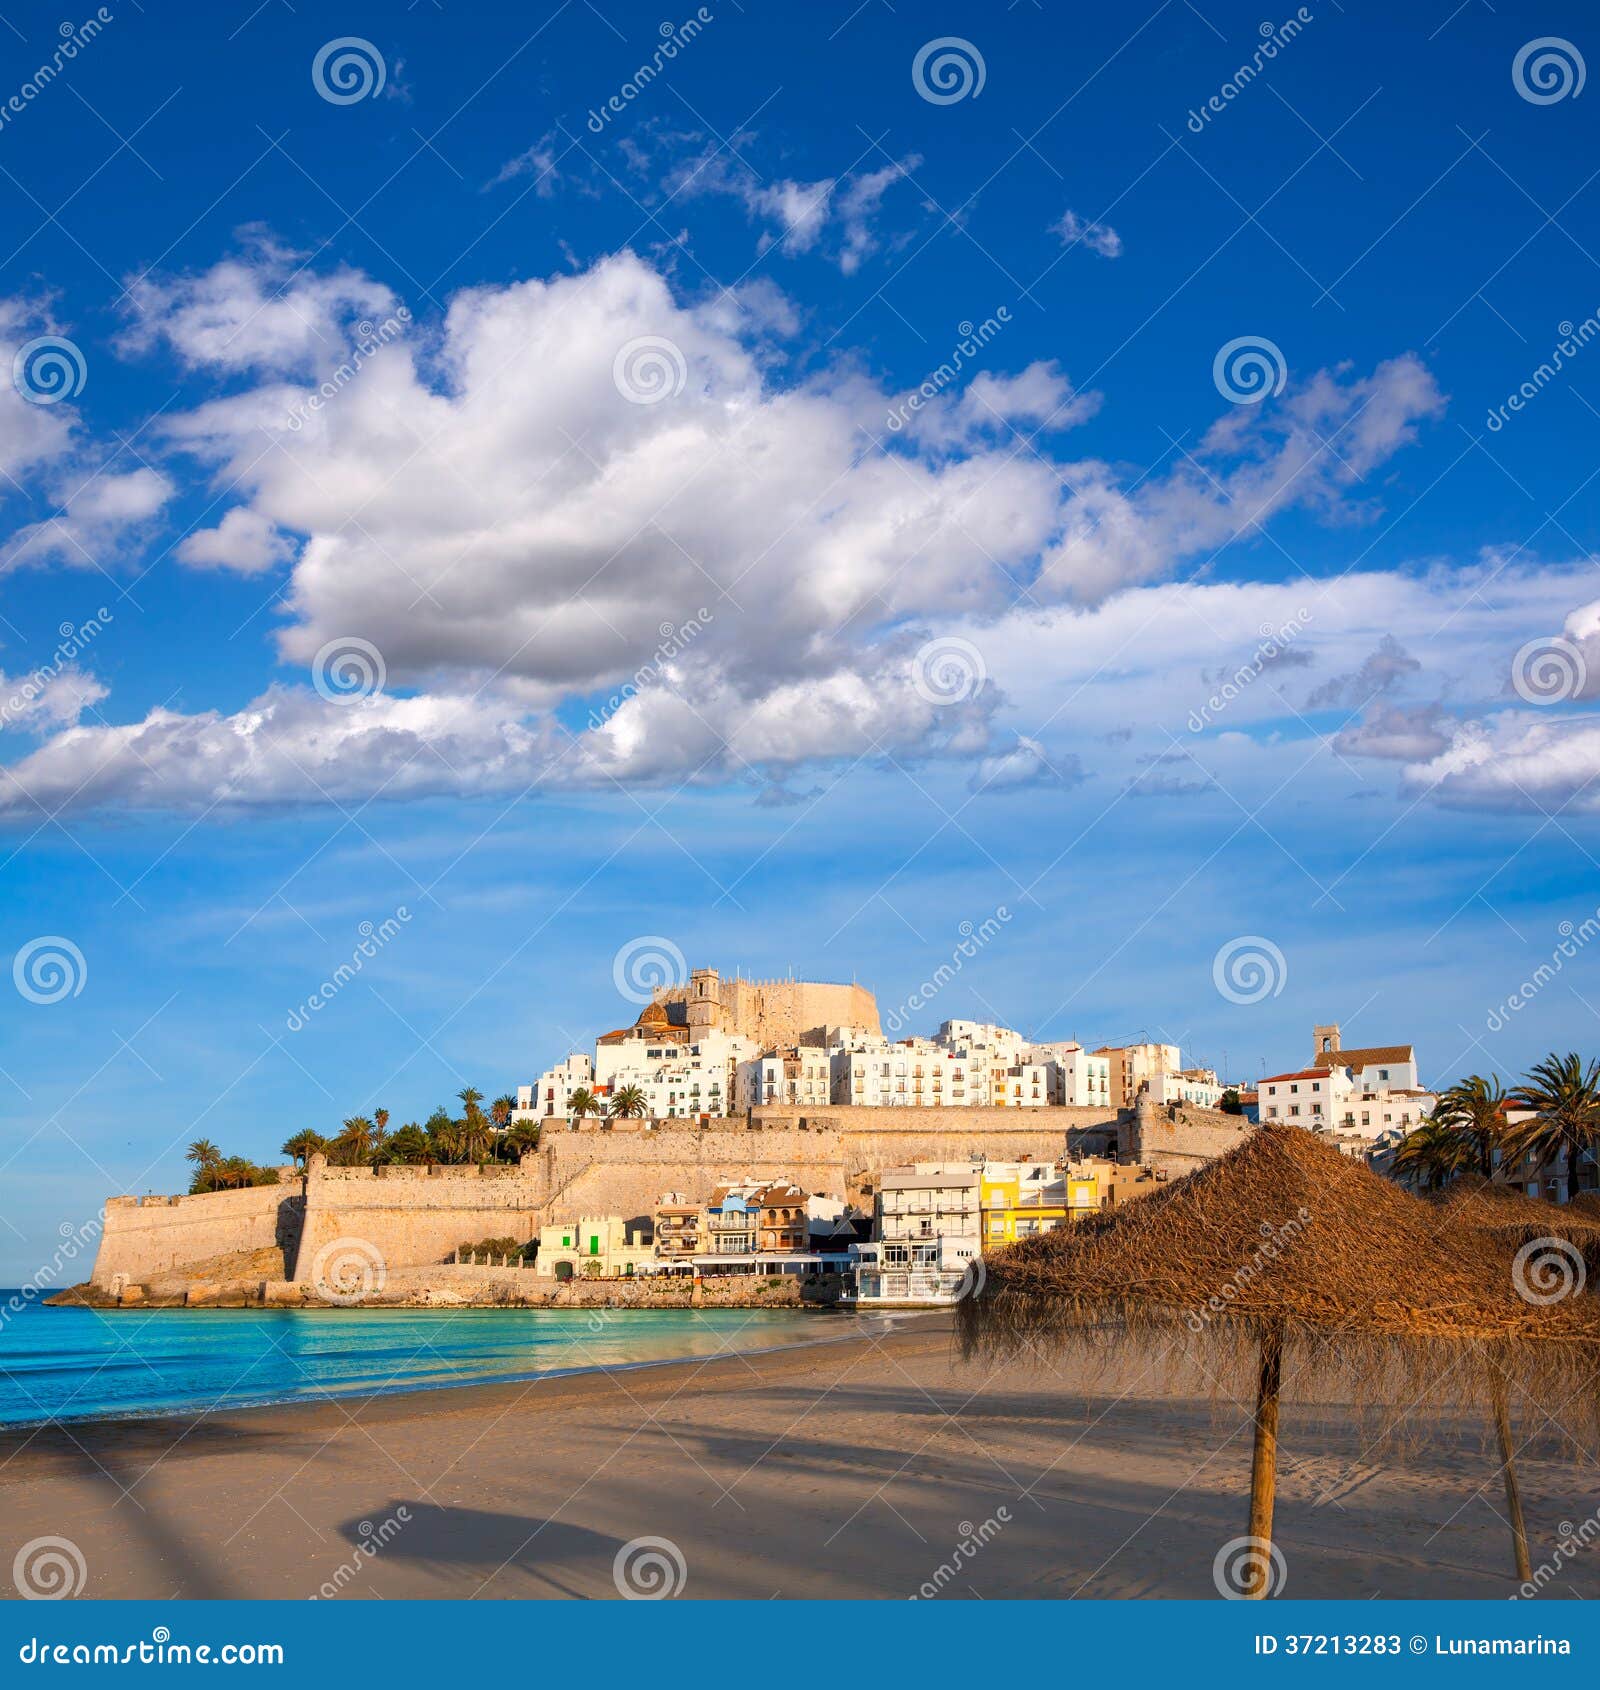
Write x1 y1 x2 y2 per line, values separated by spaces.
688 968 721 1037
1313 1023 1340 1063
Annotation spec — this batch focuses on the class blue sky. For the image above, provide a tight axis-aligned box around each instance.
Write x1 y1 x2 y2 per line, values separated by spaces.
2 0 1599 1277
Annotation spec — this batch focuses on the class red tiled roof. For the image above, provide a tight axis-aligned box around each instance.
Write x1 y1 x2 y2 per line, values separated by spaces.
1260 1068 1335 1084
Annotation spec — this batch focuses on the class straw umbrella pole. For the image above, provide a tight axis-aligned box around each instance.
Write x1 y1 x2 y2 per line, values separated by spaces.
1485 1358 1531 1583
1243 1321 1285 1597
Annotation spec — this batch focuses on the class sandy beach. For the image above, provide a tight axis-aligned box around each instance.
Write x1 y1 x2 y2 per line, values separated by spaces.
0 1314 1588 1601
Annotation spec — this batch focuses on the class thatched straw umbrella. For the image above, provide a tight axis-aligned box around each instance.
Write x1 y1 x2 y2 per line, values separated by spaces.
1427 1175 1600 1576
958 1125 1600 1596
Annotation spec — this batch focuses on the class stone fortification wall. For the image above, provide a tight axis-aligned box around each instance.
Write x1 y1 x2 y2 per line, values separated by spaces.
1129 1098 1255 1172
91 1176 302 1286
288 1160 553 1281
92 1105 1128 1288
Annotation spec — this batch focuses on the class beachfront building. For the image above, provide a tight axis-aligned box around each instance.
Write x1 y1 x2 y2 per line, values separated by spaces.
704 1183 762 1256
1094 1041 1182 1106
754 1181 808 1253
855 1163 982 1304
1149 1068 1225 1111
654 1192 701 1261
536 1215 655 1278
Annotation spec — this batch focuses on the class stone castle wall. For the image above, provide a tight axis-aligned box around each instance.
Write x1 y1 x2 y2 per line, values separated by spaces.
654 977 880 1045
90 1103 1174 1289
91 1178 302 1284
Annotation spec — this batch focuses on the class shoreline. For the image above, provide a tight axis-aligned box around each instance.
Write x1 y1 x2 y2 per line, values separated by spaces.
1 1315 1590 1600
0 1306 911 1433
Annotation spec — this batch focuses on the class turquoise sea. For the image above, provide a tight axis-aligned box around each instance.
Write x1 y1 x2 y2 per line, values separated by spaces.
0 1296 852 1426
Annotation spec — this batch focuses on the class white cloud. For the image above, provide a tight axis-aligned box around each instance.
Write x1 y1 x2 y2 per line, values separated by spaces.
0 664 107 734
177 506 294 574
0 249 1451 816
119 235 401 378
1402 713 1600 813
669 148 923 271
968 735 1072 793
1053 209 1122 258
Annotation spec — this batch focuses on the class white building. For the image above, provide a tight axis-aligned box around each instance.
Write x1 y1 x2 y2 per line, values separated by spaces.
1149 1068 1225 1111
744 1045 832 1110
854 1163 981 1304
517 1053 594 1121
1258 1067 1351 1127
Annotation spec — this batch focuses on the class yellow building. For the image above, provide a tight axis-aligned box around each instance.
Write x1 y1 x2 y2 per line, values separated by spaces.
978 1161 1101 1246
536 1215 655 1279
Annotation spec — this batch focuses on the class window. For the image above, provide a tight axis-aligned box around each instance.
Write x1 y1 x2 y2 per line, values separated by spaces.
1378 1069 1390 1081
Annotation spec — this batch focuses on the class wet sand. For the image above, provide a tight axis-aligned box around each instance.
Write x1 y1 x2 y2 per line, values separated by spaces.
0 1314 1586 1600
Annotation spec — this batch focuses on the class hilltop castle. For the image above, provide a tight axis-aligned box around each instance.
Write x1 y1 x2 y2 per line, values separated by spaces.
648 968 881 1049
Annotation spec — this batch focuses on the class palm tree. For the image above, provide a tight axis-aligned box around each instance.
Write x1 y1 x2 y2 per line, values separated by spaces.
387 1123 431 1164
490 1095 514 1131
373 1107 390 1135
458 1110 492 1164
186 1138 220 1174
330 1115 375 1166
504 1120 541 1160
457 1086 484 1116
1389 1115 1470 1192
567 1088 600 1128
281 1129 326 1169
610 1084 648 1119
1509 1052 1600 1199
1430 1074 1506 1179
